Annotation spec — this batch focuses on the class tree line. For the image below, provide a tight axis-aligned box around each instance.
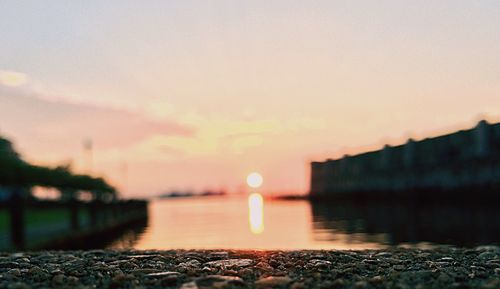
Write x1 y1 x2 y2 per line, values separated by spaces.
0 136 116 201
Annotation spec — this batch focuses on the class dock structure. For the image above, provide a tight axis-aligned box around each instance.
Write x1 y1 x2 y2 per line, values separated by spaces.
0 135 149 250
0 198 148 251
310 120 500 199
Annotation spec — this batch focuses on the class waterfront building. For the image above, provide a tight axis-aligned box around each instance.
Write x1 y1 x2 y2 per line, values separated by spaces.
310 120 500 199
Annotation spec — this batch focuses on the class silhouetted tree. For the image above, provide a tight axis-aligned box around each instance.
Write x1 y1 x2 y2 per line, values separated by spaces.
0 136 116 201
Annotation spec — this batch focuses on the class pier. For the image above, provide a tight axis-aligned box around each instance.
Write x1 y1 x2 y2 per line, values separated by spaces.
0 198 147 250
0 134 149 250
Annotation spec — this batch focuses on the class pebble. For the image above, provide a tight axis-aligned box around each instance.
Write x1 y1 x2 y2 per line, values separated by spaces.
369 275 383 283
205 258 253 268
209 252 229 260
308 259 332 268
7 268 21 277
180 281 198 289
145 271 181 278
354 280 369 289
127 254 159 260
180 275 244 289
375 252 392 258
255 276 292 288
478 252 497 260
67 276 79 284
51 274 64 285
238 267 254 278
362 259 379 265
475 246 499 252
7 282 30 289
0 262 20 269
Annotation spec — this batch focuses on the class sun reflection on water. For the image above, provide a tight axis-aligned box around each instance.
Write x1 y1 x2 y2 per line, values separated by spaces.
248 193 264 234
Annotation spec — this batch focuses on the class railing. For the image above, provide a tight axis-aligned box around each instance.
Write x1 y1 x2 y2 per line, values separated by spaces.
0 196 148 250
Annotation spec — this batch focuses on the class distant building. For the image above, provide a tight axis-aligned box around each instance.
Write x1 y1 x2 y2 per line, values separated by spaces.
310 120 500 199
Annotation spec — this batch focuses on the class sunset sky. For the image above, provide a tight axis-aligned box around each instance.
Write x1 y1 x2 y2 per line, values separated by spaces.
0 1 499 197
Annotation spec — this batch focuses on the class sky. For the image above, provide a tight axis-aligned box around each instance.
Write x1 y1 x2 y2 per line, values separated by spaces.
0 0 499 197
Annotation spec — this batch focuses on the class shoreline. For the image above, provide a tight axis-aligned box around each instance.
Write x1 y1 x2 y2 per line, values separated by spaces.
1 247 498 288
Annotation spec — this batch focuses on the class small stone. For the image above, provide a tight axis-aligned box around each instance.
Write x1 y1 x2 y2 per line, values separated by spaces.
111 273 129 286
52 274 65 285
209 252 229 260
309 259 332 267
132 268 162 274
180 281 198 289
109 259 130 265
435 262 451 267
127 254 159 260
181 259 202 267
309 253 328 259
291 282 305 289
7 282 30 289
255 261 273 272
475 246 499 252
375 252 392 258
369 276 383 283
394 265 405 271
414 270 433 280
255 276 292 288
332 279 346 288
7 268 21 277
354 281 368 289
196 275 245 288
362 259 378 265
486 259 500 268
437 272 452 283
268 259 280 268
481 280 500 289
0 262 20 269
145 271 181 286
50 269 63 275
385 258 403 265
238 268 254 278
67 276 79 285
205 259 253 268
146 271 181 278
16 258 30 263
478 252 497 260
222 269 238 276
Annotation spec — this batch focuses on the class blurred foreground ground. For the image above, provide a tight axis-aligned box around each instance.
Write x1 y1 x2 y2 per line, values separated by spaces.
0 247 499 289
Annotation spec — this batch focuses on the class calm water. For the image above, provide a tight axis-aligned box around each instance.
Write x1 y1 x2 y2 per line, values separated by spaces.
108 194 500 250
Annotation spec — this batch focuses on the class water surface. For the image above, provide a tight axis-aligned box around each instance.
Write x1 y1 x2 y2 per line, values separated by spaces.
108 194 500 250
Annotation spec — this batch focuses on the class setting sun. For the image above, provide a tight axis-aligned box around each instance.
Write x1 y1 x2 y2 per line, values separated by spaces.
246 172 263 189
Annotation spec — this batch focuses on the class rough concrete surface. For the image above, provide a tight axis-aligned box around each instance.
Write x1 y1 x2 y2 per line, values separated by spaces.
0 246 499 289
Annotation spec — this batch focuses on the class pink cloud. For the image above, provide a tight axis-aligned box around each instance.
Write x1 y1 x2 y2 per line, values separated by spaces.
0 88 194 155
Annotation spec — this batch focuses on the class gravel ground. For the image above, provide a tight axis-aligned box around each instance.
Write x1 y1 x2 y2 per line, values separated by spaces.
0 247 499 289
